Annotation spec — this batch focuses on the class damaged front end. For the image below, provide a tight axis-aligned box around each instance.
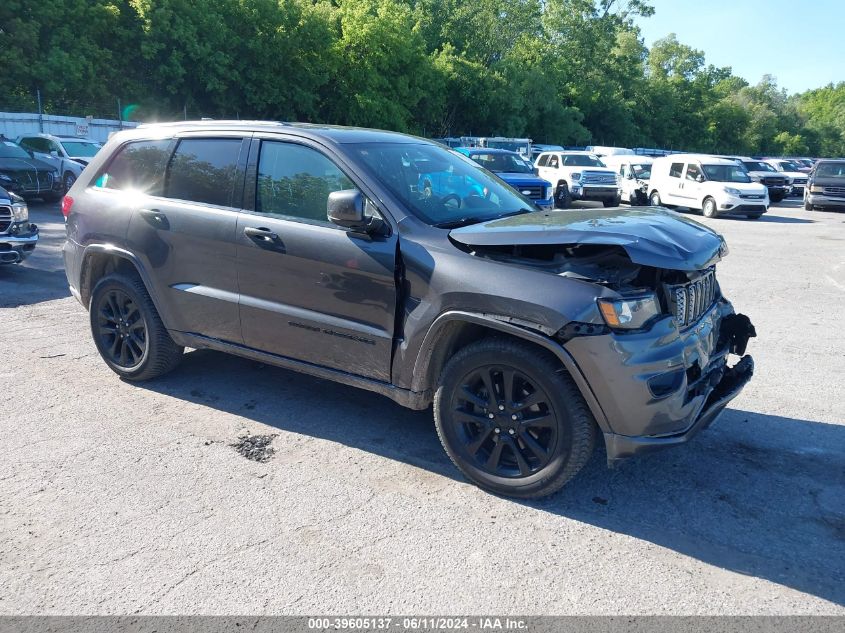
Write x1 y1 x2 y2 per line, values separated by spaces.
450 207 756 463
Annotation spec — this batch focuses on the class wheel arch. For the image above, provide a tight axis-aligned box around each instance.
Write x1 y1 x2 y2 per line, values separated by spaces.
79 245 174 329
411 311 610 432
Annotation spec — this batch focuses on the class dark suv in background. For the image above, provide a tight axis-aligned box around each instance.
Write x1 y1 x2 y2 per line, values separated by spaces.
63 121 756 498
804 159 845 211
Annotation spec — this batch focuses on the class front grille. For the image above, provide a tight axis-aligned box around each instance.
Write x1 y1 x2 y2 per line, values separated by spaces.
37 171 53 189
823 186 845 197
516 185 545 200
579 170 617 186
0 205 11 233
668 268 718 329
792 178 807 185
762 177 787 186
740 194 765 199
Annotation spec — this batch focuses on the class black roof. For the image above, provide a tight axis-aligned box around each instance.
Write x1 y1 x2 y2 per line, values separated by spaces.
135 120 430 145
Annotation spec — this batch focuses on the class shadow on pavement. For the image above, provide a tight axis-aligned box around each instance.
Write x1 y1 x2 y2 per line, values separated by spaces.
138 348 845 607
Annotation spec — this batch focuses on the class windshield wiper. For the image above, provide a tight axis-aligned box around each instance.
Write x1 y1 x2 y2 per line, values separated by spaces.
433 208 533 229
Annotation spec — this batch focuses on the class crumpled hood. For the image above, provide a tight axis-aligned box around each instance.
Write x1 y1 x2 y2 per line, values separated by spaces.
450 206 727 272
0 156 54 172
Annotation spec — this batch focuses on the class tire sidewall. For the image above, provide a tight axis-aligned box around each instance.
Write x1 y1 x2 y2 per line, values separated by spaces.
435 345 578 496
89 276 151 378
702 197 717 217
650 191 661 206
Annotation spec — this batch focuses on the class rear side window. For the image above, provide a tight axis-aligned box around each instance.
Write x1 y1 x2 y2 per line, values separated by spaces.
548 155 559 168
669 163 684 178
165 138 242 207
94 140 172 194
21 137 50 153
256 141 356 224
537 154 549 167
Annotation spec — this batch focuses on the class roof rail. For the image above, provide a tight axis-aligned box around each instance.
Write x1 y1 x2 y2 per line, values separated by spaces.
136 120 291 129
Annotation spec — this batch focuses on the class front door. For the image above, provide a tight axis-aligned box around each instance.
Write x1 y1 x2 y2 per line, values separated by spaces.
236 137 397 381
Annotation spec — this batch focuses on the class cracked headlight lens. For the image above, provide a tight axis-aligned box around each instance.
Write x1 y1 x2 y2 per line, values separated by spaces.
597 294 661 330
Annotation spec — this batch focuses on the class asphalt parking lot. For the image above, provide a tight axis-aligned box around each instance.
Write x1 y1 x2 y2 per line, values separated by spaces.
1 198 843 615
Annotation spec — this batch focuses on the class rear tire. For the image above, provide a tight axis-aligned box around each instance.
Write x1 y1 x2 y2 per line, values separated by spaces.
89 273 184 381
434 338 596 499
702 196 718 218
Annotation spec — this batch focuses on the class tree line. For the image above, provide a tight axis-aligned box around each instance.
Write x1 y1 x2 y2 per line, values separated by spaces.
2 0 843 156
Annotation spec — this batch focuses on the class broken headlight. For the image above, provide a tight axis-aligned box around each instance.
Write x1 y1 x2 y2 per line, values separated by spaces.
597 294 661 330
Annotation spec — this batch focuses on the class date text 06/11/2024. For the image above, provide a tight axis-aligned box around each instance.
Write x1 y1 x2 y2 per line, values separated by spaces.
306 617 529 630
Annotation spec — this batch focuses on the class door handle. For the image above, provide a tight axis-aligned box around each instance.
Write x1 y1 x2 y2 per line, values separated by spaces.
244 226 279 241
244 226 285 252
138 208 169 229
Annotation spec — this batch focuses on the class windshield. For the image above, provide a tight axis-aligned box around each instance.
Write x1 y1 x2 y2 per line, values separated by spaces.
352 143 532 226
563 154 605 167
61 141 101 157
816 163 845 178
743 161 776 172
468 152 534 174
0 141 32 159
631 164 652 179
702 164 752 183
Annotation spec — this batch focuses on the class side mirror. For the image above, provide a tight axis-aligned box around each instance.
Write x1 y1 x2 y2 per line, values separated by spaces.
328 189 369 231
50 150 59 158
696 174 705 183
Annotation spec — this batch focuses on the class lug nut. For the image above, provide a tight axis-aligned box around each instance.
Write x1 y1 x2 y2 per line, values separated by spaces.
498 405 505 411
511 414 518 421
488 413 495 419
494 428 500 434
508 429 515 435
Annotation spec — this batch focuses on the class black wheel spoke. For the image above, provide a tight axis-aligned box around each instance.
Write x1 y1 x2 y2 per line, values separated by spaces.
518 428 549 461
453 409 492 426
486 440 505 470
502 368 516 407
480 369 498 408
108 334 120 357
515 390 546 411
508 438 532 476
523 413 554 428
459 386 488 409
96 289 148 369
467 428 494 456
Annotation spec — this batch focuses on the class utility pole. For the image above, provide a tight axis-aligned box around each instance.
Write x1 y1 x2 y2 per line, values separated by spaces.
117 98 123 130
37 89 43 132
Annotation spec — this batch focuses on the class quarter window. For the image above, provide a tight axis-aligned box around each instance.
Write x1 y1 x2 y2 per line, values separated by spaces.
256 141 356 224
548 155 559 169
94 139 172 194
669 163 684 178
165 138 242 207
537 154 549 167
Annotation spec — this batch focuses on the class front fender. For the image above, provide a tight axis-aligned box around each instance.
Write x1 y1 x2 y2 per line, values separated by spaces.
410 310 611 432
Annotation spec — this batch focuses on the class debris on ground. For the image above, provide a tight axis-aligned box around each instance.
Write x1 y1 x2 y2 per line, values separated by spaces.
230 434 278 463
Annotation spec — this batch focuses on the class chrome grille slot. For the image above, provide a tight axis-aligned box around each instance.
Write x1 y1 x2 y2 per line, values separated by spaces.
580 171 617 186
668 268 718 328
0 205 11 233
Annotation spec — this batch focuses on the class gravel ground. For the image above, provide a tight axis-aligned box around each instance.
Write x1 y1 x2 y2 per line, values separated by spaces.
1 198 843 615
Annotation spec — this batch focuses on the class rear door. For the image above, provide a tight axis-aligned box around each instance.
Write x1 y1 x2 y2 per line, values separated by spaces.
663 162 686 203
124 133 249 343
536 153 559 186
235 136 397 381
679 163 704 205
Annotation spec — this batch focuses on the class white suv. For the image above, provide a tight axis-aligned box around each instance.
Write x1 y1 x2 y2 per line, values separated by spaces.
649 154 769 219
16 134 102 193
534 151 620 208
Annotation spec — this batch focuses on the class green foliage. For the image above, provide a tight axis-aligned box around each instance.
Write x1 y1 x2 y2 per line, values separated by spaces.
0 0 841 156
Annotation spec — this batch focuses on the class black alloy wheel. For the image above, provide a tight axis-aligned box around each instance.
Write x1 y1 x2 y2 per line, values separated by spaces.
95 288 148 370
434 338 596 498
449 364 561 478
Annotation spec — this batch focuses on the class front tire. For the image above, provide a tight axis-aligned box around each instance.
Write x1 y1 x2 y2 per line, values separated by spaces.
702 196 718 218
804 198 814 211
90 273 184 381
555 183 572 209
649 191 663 206
63 171 76 193
603 195 622 208
434 338 596 498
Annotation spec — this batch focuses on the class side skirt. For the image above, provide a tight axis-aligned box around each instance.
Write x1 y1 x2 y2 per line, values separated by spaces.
171 331 431 411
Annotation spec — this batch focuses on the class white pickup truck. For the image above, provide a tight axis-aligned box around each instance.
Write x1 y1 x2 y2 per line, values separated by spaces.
534 151 620 208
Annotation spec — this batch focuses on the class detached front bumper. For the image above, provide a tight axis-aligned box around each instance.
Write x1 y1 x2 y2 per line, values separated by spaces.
563 302 756 463
0 225 38 264
807 193 845 209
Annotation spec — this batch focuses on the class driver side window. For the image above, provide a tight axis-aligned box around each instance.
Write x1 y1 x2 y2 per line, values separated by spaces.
548 155 559 169
686 165 702 181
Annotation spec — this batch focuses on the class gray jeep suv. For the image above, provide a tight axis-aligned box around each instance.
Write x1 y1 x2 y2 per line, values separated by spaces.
63 121 756 498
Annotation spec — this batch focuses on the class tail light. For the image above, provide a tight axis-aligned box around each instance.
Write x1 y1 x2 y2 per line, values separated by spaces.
61 195 74 219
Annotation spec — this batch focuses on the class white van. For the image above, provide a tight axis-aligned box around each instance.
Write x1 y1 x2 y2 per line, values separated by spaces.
586 146 635 158
601 155 654 205
649 154 769 219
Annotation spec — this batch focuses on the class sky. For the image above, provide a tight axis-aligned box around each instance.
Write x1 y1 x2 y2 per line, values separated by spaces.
636 0 845 94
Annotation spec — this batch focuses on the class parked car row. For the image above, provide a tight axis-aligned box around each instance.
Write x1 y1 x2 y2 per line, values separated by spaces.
0 133 102 201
